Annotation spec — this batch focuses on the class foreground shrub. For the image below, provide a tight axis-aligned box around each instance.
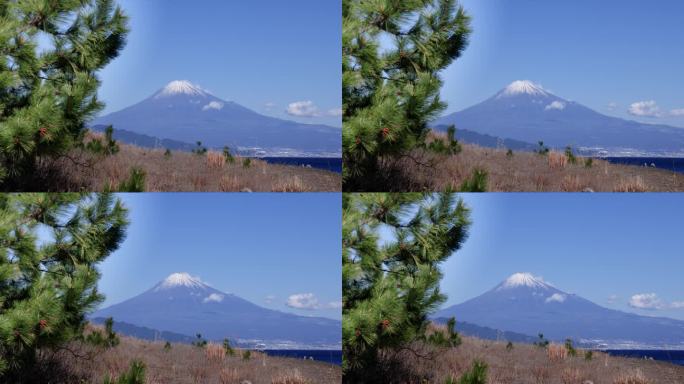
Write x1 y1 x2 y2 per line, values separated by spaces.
103 360 145 384
445 360 488 384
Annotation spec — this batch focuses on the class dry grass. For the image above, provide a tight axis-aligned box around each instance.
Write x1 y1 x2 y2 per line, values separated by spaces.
42 333 340 384
23 133 340 192
381 335 684 384
368 137 684 192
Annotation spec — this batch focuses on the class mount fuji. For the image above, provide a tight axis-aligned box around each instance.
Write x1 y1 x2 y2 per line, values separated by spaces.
435 80 684 156
91 273 341 349
434 273 684 349
92 81 341 156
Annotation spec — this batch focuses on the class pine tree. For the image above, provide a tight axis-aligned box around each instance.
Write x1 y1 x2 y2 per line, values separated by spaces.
342 0 472 189
0 0 129 188
342 193 471 380
0 193 129 379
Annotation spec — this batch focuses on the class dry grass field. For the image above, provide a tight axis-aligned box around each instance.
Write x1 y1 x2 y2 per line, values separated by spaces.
382 335 684 384
37 333 340 384
369 141 684 192
23 134 341 192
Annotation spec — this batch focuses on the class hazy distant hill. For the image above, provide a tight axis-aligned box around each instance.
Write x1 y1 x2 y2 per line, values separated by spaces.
91 125 195 151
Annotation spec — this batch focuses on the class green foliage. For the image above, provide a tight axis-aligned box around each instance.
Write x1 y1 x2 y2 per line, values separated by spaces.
343 193 471 379
535 141 550 156
86 317 120 348
102 360 145 384
192 333 207 348
242 158 251 168
565 146 577 164
428 126 462 155
0 194 128 379
584 157 593 168
192 141 207 156
87 126 120 156
164 149 172 159
584 350 593 361
459 169 487 192
223 146 235 164
444 360 488 384
114 167 146 192
534 333 549 348
565 338 577 357
428 317 461 348
163 341 171 351
342 0 472 189
0 0 129 187
506 149 513 158
223 338 235 356
506 341 513 351
242 350 251 360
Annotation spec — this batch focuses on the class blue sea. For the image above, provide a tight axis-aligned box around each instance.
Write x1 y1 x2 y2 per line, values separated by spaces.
263 349 342 365
604 350 684 366
602 157 684 174
260 157 342 173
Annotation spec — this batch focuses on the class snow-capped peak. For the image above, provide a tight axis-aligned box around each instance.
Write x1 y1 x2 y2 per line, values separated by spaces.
497 272 550 290
154 80 209 98
497 80 549 98
154 272 208 291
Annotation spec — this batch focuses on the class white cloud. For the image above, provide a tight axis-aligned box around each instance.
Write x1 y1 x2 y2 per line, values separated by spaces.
628 100 662 117
287 101 321 117
545 101 566 111
286 293 341 310
629 293 684 310
545 293 566 303
607 102 618 111
629 293 665 309
286 101 341 118
287 293 320 310
264 102 276 111
202 101 224 111
265 295 276 304
670 108 684 116
202 293 224 303
607 294 619 304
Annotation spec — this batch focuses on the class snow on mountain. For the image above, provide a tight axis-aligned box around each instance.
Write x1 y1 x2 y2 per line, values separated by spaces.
154 80 209 99
496 80 549 98
153 272 208 292
435 273 684 347
435 80 684 156
92 273 341 347
496 272 551 291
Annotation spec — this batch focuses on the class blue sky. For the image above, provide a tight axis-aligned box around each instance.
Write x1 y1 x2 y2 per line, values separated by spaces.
439 194 684 320
96 193 342 320
441 0 684 128
96 0 341 127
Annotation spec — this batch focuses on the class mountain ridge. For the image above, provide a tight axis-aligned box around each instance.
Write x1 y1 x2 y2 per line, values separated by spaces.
435 272 684 349
435 81 684 156
92 272 341 349
93 81 341 156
